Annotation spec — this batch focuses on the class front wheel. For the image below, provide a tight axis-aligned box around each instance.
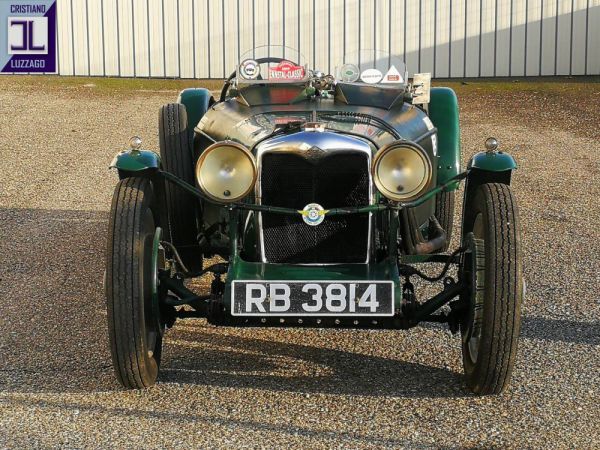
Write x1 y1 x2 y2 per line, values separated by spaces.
105 177 164 388
460 183 523 395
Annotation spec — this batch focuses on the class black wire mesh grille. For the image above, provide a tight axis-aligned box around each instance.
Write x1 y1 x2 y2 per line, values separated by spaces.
260 152 370 264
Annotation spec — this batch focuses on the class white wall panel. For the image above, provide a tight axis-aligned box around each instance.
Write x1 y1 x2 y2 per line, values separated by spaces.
480 0 495 76
465 0 481 77
71 0 89 75
344 0 360 65
540 0 557 75
177 0 192 79
420 0 434 74
313 0 328 71
449 0 466 77
554 0 570 75
118 0 135 76
525 0 541 75
49 0 599 78
282 0 300 65
495 0 512 76
510 0 526 76
435 0 450 78
588 0 600 75
102 0 118 76
226 0 238 75
297 0 310 64
330 0 344 74
56 0 73 75
87 0 103 75
404 0 419 73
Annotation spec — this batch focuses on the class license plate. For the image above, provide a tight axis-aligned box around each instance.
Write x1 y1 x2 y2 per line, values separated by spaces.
231 281 394 316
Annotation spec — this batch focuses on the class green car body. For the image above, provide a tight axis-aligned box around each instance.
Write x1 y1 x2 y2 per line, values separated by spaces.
107 56 523 394
112 84 516 319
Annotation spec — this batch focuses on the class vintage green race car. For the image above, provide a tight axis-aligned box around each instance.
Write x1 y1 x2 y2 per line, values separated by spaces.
106 47 523 395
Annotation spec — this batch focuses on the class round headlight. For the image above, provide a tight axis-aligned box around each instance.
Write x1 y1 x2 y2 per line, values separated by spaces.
195 141 257 202
372 142 432 202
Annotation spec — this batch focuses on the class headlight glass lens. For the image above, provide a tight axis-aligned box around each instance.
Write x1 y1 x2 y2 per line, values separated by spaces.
373 142 432 202
195 141 257 202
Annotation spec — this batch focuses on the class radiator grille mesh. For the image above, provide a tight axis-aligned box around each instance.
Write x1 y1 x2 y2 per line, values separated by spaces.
260 152 370 263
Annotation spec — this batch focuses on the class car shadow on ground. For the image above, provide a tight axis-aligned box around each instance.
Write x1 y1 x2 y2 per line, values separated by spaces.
520 317 599 346
159 315 600 397
423 318 600 346
160 326 469 398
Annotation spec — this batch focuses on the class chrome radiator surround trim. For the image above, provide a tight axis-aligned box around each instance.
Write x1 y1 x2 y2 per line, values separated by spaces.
255 130 374 265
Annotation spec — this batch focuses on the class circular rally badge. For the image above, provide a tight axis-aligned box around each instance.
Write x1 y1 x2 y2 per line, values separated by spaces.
340 63 360 82
239 59 260 79
360 68 383 84
301 203 326 226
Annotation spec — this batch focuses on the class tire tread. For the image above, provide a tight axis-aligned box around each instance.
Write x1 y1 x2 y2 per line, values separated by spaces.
106 177 158 389
435 190 455 252
159 104 196 248
464 182 522 395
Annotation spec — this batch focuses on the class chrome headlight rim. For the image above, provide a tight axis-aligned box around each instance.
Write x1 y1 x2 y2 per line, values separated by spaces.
372 141 432 202
195 140 258 203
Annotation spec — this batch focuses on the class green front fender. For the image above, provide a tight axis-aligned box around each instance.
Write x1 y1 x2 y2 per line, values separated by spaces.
429 87 461 191
468 151 518 172
464 151 517 187
177 88 213 132
461 152 517 243
110 149 161 177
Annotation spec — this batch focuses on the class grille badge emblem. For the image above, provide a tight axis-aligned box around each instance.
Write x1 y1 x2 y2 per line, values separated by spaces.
298 203 329 226
304 146 326 162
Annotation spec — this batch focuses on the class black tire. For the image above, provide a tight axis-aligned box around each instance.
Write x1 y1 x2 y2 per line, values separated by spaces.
106 177 163 389
159 103 201 271
434 190 455 252
460 183 523 395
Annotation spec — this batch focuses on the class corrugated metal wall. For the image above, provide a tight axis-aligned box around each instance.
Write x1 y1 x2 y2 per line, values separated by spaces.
56 0 600 78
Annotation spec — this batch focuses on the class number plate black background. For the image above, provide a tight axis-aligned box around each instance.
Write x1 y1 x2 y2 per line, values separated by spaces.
231 281 394 316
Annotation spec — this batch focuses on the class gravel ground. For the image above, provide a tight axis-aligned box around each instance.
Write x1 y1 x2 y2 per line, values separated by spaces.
0 76 599 449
